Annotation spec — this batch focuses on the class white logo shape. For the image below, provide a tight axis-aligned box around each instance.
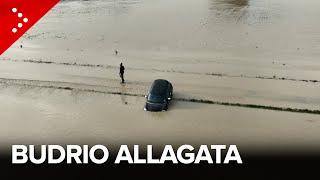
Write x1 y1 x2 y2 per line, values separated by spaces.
11 8 29 33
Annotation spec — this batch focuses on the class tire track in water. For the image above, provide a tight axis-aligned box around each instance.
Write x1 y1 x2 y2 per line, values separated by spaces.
0 77 319 115
3 58 320 84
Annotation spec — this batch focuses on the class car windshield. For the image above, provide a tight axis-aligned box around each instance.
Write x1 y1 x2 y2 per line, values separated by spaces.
147 94 164 103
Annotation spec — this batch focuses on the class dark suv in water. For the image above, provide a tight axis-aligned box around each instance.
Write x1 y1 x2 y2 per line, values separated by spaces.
144 79 173 112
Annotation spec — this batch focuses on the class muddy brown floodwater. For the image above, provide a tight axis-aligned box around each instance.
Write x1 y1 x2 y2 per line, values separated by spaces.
1 0 320 153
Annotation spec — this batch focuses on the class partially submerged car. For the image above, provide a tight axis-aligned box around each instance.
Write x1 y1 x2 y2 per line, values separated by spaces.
144 79 173 112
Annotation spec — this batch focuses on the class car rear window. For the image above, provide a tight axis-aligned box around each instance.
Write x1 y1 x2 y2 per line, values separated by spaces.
150 80 168 96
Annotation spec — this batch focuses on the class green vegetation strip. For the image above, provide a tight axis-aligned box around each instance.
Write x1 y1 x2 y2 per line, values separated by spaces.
1 79 319 115
3 58 320 84
176 98 320 115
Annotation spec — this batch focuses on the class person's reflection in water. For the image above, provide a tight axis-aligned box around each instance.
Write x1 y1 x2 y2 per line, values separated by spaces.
120 84 128 105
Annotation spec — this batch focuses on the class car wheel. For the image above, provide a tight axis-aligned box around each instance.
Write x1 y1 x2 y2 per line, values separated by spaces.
164 102 168 111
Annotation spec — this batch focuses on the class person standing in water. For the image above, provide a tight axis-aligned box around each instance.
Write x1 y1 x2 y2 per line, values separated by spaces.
119 63 125 83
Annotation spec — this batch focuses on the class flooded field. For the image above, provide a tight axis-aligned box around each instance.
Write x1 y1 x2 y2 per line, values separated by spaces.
4 0 320 78
1 0 320 152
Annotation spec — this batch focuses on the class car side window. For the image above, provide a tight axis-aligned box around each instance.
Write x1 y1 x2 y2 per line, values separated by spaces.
167 85 171 97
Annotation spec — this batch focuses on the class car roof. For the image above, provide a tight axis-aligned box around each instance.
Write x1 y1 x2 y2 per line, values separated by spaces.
149 79 170 95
